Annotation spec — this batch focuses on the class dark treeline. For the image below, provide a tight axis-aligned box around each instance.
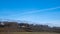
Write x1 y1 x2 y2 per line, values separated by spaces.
0 21 60 33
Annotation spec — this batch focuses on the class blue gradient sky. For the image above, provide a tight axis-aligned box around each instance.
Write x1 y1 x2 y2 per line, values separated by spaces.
0 0 60 27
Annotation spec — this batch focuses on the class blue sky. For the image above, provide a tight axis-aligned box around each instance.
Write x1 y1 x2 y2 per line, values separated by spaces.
0 0 60 27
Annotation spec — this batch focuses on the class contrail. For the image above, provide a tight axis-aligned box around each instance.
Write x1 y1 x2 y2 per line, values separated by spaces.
21 6 60 15
1 6 60 17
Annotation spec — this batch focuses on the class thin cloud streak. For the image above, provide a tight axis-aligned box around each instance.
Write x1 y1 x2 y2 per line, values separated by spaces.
21 6 60 15
1 6 60 17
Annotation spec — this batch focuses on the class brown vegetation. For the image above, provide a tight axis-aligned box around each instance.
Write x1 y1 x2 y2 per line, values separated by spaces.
0 21 60 33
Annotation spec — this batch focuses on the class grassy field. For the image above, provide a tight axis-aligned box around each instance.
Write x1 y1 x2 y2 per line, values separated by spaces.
0 32 60 34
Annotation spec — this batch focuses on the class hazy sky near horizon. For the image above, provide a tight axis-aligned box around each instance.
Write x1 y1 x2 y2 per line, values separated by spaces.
0 0 60 27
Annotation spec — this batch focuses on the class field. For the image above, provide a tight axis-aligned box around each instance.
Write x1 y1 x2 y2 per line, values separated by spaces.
0 32 60 34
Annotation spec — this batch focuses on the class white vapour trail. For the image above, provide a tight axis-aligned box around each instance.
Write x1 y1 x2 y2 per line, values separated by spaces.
21 7 60 15
0 6 60 17
0 6 60 23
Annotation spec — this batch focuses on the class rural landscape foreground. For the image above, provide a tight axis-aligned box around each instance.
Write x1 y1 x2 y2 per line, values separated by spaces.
0 20 60 34
0 32 60 34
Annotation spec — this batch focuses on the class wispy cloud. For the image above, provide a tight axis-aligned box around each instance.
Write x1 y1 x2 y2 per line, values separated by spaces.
1 6 60 17
21 6 60 15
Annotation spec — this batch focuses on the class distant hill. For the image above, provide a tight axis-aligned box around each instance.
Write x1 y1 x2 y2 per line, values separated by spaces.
0 21 60 33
